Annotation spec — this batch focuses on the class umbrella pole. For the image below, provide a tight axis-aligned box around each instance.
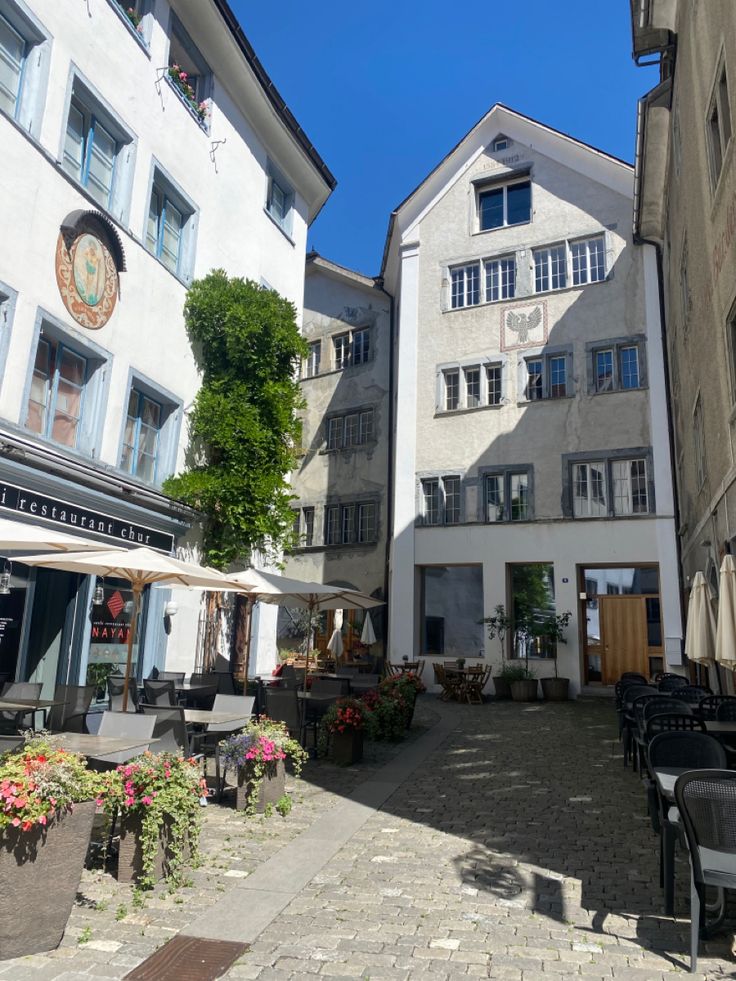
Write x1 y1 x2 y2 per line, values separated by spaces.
122 583 143 713
243 597 254 698
304 598 315 692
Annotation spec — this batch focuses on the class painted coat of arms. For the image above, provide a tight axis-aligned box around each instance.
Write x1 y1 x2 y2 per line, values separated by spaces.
55 225 118 329
500 301 548 351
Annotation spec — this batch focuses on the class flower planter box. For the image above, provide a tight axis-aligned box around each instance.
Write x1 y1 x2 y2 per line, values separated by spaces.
117 813 189 885
404 692 418 729
0 801 96 959
540 677 570 701
510 679 538 702
492 676 513 699
330 729 364 766
236 760 285 813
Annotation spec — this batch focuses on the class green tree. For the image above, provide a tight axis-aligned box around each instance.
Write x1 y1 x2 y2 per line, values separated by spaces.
163 270 307 569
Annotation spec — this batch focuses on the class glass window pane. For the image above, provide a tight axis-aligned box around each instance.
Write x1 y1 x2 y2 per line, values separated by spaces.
358 503 375 542
510 473 528 520
596 350 614 391
86 119 116 206
136 451 156 483
451 268 463 309
612 460 632 514
534 250 549 293
359 410 373 443
62 103 85 179
443 476 460 524
549 356 566 397
465 367 480 407
485 474 504 522
327 417 342 450
506 181 531 225
510 564 556 658
341 504 354 544
344 414 359 446
161 198 183 273
0 13 24 117
140 396 160 427
620 346 640 389
423 480 439 525
58 348 85 387
486 364 501 405
479 188 504 230
146 188 161 253
526 360 543 401
444 370 459 410
466 264 479 305
353 329 370 364
551 245 567 289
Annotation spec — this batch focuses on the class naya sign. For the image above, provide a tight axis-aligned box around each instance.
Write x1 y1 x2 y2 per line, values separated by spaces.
0 481 175 553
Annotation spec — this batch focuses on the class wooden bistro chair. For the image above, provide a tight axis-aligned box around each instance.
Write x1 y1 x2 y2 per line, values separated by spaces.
465 665 491 705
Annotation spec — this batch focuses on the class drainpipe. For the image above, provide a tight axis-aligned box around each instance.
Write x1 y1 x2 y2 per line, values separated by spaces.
375 277 395 658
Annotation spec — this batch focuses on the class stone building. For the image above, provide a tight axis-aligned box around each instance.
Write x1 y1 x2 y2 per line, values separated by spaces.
0 0 333 693
283 253 391 659
380 103 683 694
631 0 736 670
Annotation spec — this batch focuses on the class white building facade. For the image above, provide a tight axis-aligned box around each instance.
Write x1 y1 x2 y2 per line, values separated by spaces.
382 105 683 694
0 0 333 694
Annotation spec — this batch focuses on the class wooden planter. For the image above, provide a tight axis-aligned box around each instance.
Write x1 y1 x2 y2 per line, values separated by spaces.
330 728 364 766
510 679 538 702
492 676 512 699
541 677 570 701
0 801 96 959
236 760 285 812
404 691 418 729
117 812 189 885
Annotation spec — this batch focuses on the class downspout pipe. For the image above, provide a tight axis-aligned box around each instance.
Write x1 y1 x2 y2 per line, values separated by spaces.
375 277 395 660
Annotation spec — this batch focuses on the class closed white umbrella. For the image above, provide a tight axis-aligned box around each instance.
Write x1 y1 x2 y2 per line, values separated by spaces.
715 555 736 669
685 571 716 665
360 612 377 647
16 547 250 710
327 626 343 660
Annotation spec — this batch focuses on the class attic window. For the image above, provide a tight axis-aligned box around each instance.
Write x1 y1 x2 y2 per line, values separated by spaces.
492 137 509 152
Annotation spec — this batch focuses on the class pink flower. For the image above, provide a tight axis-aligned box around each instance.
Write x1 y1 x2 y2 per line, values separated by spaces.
142 796 153 806
124 796 135 807
11 817 20 828
37 815 46 825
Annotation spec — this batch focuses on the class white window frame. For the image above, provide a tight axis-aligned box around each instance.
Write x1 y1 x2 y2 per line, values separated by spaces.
481 468 532 523
0 0 50 138
589 337 645 394
565 451 653 518
570 235 606 286
534 243 567 293
439 361 504 412
333 333 351 370
485 255 516 302
331 327 371 370
420 475 462 526
521 351 571 401
143 162 198 284
325 501 377 545
304 340 321 378
571 461 608 517
325 408 375 450
477 178 532 232
450 263 480 309
707 56 732 189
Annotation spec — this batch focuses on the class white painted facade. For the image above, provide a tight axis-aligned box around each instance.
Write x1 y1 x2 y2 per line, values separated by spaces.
382 105 683 694
0 0 332 690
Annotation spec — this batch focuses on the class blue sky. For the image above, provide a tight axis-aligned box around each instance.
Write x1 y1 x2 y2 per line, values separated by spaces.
232 1 659 276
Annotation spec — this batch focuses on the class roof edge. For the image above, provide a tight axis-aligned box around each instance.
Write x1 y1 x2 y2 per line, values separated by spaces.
306 252 381 290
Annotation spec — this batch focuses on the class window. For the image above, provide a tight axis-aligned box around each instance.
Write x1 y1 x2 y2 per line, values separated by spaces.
0 10 24 118
509 564 557 659
571 236 606 285
332 328 371 369
121 389 161 482
492 136 509 152
421 476 461 525
478 179 531 231
325 408 374 450
590 338 645 393
483 470 530 522
486 363 502 405
325 502 377 545
534 244 567 292
302 507 314 546
0 2 49 137
144 168 196 282
168 12 212 126
444 369 459 410
523 352 570 400
568 452 652 517
707 61 732 187
680 241 690 322
266 164 294 234
27 338 86 448
485 256 516 302
305 341 321 378
464 367 480 408
451 263 480 309
728 310 736 402
694 397 706 488
62 96 118 209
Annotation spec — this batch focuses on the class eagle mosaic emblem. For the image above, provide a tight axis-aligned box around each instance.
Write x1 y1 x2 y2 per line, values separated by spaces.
500 302 547 351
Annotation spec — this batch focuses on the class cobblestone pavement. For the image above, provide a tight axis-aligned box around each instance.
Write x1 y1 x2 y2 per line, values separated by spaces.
3 698 736 980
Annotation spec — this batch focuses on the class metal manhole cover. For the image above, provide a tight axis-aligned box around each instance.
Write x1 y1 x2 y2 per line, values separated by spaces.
125 936 249 980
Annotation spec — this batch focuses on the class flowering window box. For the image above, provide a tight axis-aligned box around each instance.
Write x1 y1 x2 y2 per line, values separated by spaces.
166 66 210 131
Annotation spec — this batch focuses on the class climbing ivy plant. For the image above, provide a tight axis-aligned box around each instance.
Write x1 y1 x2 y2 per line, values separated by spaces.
163 270 307 569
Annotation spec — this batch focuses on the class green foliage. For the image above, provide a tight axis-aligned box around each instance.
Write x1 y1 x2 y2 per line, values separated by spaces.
275 794 292 817
78 927 92 945
498 662 535 682
163 270 308 568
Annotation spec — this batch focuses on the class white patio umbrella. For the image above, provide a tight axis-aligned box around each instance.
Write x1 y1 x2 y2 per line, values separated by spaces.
684 571 716 666
715 555 736 670
327 625 344 660
0 517 110 552
15 547 250 710
360 612 377 647
228 569 383 688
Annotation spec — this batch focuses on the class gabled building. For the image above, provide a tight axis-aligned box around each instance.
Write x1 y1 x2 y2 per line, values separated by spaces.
0 0 333 693
381 104 683 693
631 0 736 688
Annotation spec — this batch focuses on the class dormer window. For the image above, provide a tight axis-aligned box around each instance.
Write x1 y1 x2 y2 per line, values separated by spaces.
478 179 531 231
492 136 509 152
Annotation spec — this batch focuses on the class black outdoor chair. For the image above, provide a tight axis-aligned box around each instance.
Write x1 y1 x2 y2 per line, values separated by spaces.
675 770 736 972
615 678 649 737
47 684 96 733
621 672 649 683
716 700 736 722
311 678 350 697
107 675 139 714
0 681 42 733
92 711 156 768
215 672 236 695
631 694 681 770
621 684 656 764
645 713 705 743
140 704 193 755
648 732 727 918
674 686 712 705
656 671 685 683
143 679 177 707
699 695 736 721
658 675 689 692
350 674 381 694
156 672 185 683
264 687 307 747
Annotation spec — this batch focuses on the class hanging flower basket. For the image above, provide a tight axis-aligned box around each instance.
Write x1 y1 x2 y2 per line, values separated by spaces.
0 737 103 958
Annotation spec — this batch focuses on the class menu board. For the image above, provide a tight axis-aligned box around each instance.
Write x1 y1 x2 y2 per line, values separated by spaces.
88 583 138 668
0 589 26 678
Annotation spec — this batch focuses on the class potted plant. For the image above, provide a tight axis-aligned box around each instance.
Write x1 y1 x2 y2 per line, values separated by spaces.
0 736 103 958
380 672 425 728
320 698 366 765
220 719 306 816
538 611 573 701
483 605 514 698
103 753 206 889
362 688 407 741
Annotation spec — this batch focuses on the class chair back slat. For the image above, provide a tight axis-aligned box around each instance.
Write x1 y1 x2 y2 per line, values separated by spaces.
264 688 303 740
648 731 727 769
143 679 176 707
646 712 705 740
206 694 254 732
699 695 736 720
139 704 189 754
658 675 689 691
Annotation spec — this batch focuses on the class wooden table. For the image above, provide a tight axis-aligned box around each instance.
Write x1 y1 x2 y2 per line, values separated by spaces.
52 733 157 759
183 709 249 726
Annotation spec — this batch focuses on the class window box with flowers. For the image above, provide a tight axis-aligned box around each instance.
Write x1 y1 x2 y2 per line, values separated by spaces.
220 719 306 816
167 63 210 129
0 737 104 959
102 753 206 889
319 698 367 765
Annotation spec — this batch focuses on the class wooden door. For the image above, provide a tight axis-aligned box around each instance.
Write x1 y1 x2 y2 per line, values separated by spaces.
599 596 649 685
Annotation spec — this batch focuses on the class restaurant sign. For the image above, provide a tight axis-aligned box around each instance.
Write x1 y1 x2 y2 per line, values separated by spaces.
0 480 175 553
